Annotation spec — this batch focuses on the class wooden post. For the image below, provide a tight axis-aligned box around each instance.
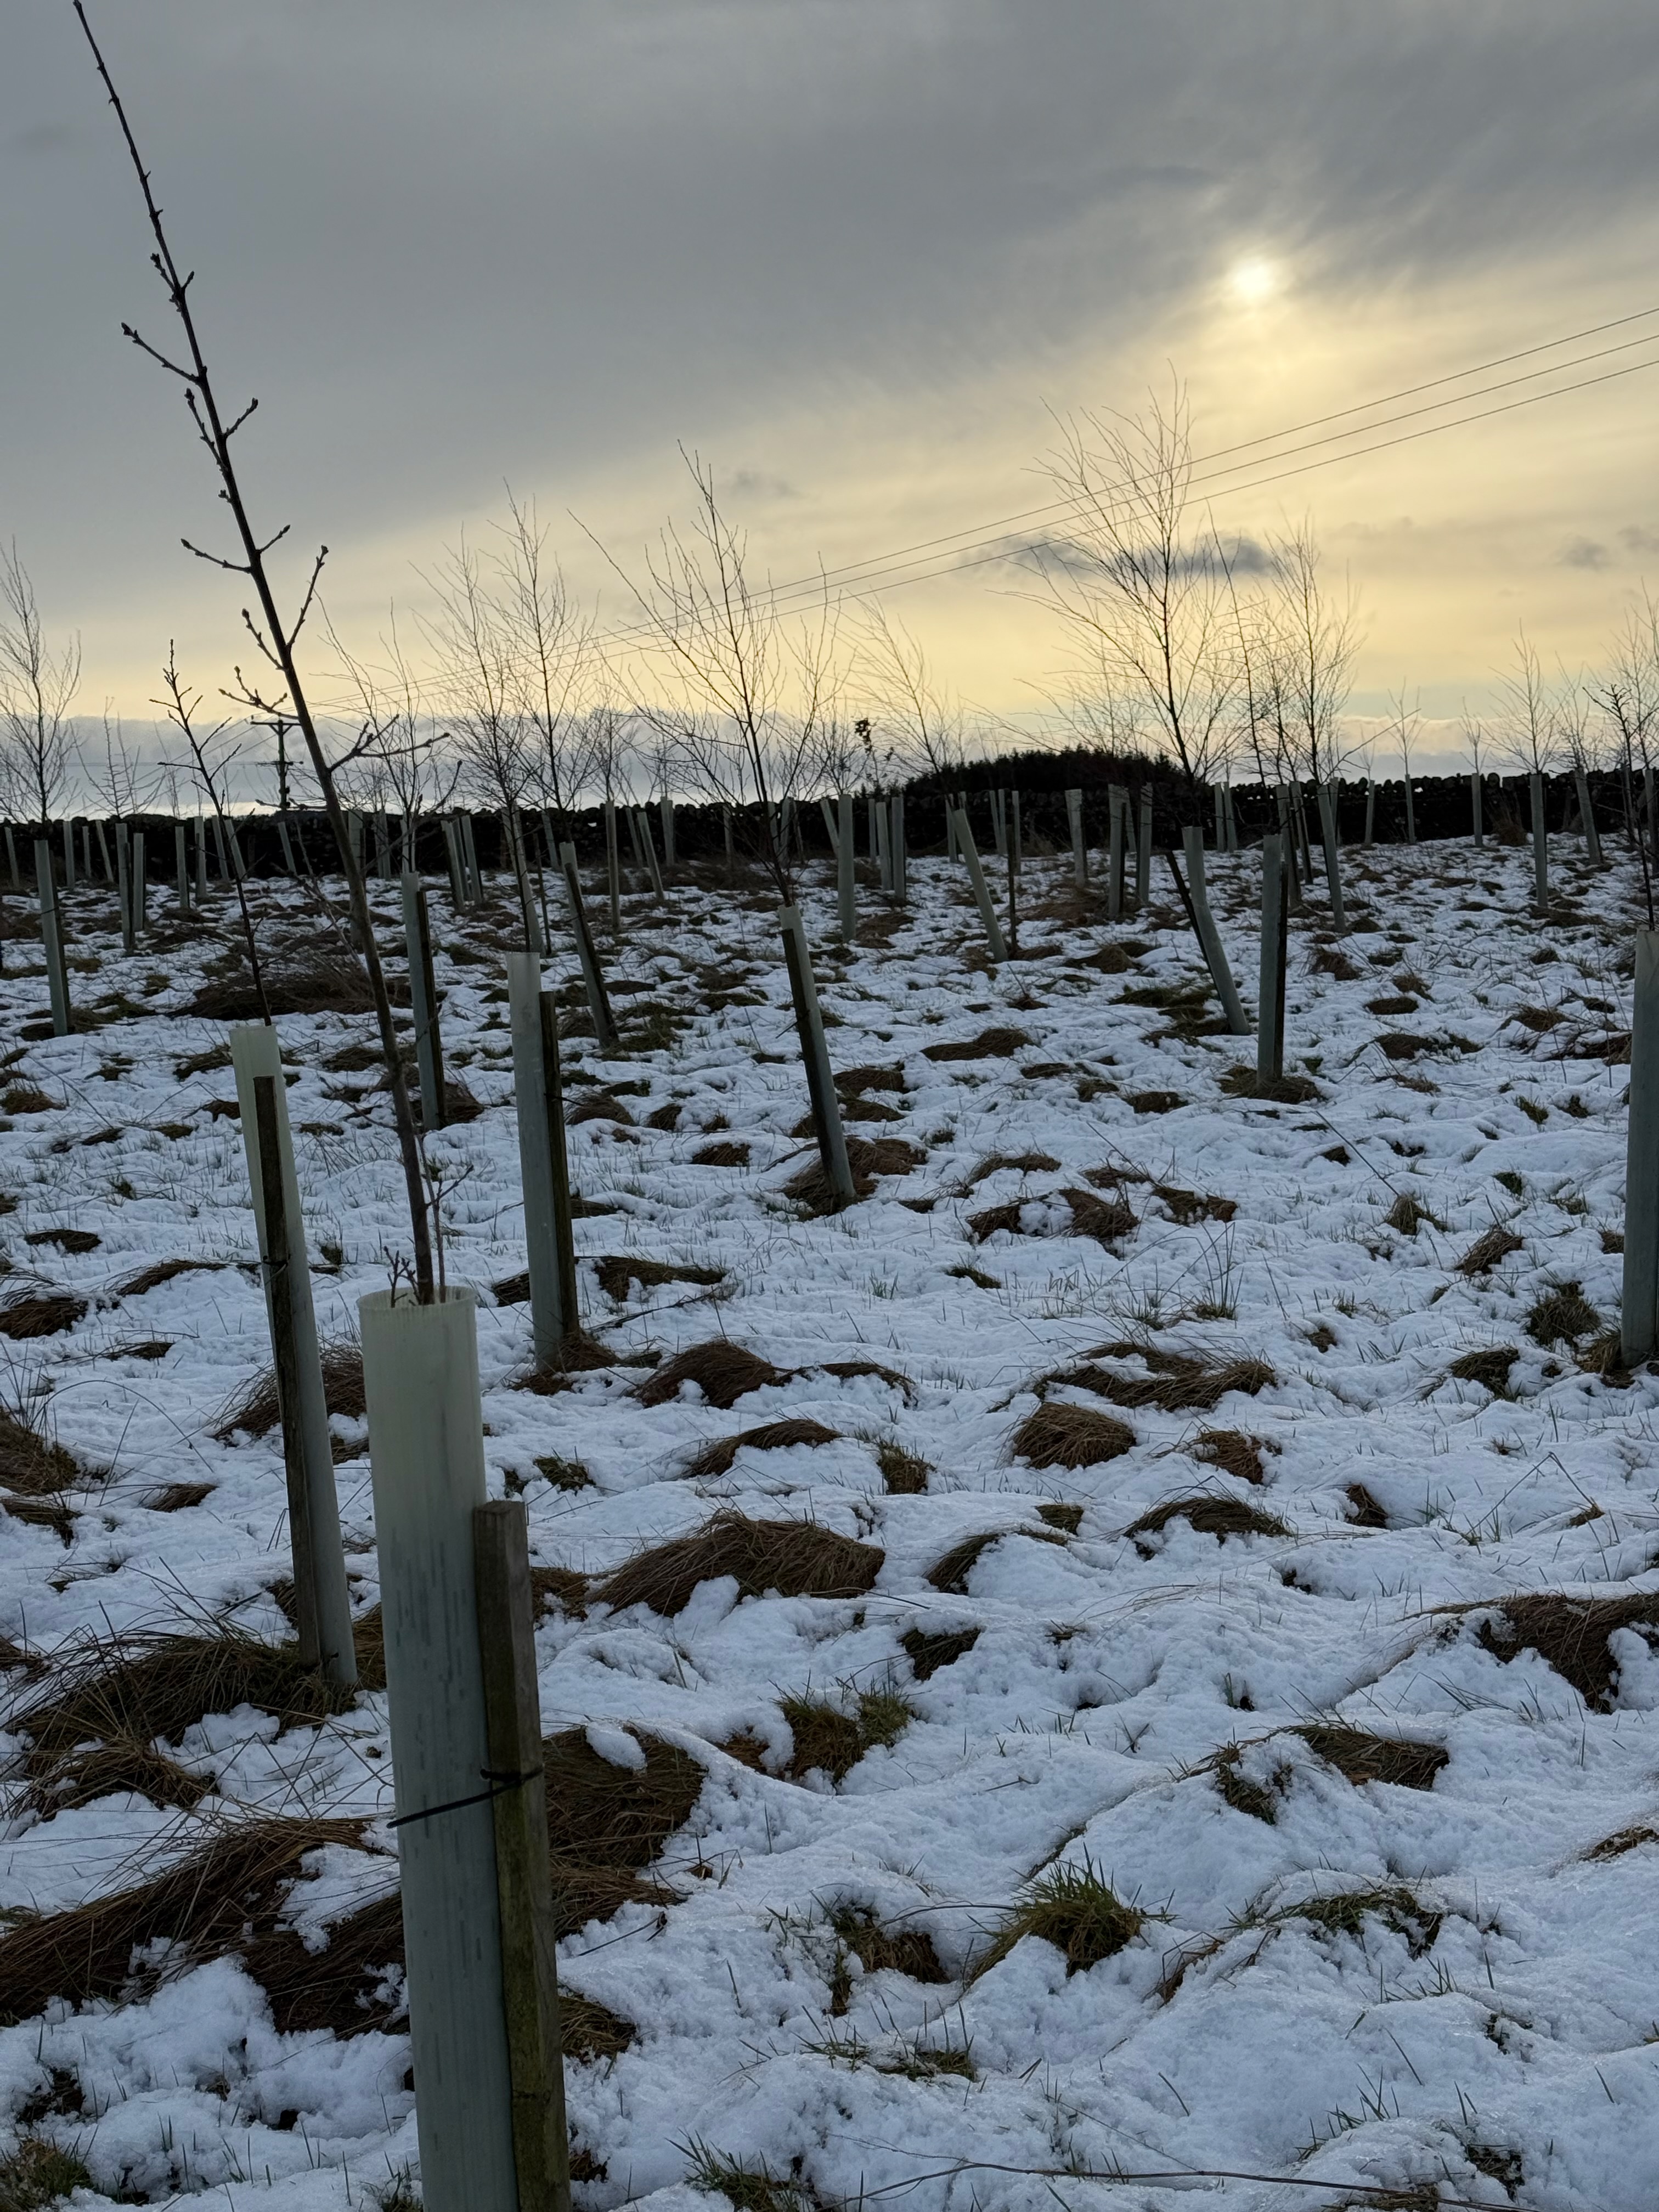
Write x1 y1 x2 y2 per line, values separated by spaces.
720 802 733 884
1212 785 1224 849
61 819 75 893
891 792 907 902
1530 769 1548 915
1471 771 1483 849
4 826 18 889
989 789 1007 859
1363 776 1375 850
951 808 1007 962
461 813 484 903
779 904 855 1205
1224 782 1238 854
1316 784 1346 932
473 1502 572 2212
33 840 70 1037
1622 930 1659 1366
116 823 134 954
194 817 208 904
506 953 579 1359
1011 789 1023 876
837 794 856 941
359 1286 520 2212
659 794 676 870
605 802 623 929
1256 833 1288 1085
1575 764 1604 867
874 798 890 894
1065 788 1087 888
130 831 146 936
231 1024 357 1686
442 817 467 909
1134 784 1153 913
820 795 840 858
1182 826 1248 1035
175 820 190 916
1403 774 1417 846
402 873 446 1132
347 809 365 880
1108 785 1127 921
252 1074 320 1666
373 810 393 880
634 809 666 902
557 842 618 1055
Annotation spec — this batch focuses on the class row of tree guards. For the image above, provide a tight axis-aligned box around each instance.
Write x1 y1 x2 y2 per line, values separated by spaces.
13 754 1641 2208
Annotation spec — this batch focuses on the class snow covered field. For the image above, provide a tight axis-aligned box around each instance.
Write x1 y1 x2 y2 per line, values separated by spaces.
0 830 1655 2212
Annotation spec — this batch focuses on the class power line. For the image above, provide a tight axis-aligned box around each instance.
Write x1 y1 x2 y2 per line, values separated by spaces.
594 304 1659 647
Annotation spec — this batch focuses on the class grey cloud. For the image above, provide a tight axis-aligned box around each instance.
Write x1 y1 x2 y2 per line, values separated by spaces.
1618 526 1659 556
4 0 1658 675
1559 536 1611 569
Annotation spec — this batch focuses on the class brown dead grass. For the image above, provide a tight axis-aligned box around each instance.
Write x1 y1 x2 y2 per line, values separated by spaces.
1480 1592 1659 1708
0 1409 79 1498
1061 1342 1274 1413
922 1027 1032 1063
216 1338 366 1440
1192 1429 1274 1485
0 1292 87 1342
115 1256 223 1299
1125 1494 1288 1542
190 952 388 1023
901 1626 981 1679
1218 1065 1321 1103
1153 1184 1237 1226
693 1139 752 1167
1346 1483 1390 1527
1296 1726 1447 1792
1458 1226 1524 1276
512 1329 620 1395
636 1338 791 1409
926 1528 1063 1592
595 1256 729 1306
18 1735 212 1818
875 1441 931 1494
1010 1402 1135 1470
595 1510 883 1616
683 1418 840 1480
964 1150 1061 1187
1446 1346 1518 1396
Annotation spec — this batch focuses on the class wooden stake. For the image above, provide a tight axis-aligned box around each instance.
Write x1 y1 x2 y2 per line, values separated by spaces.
130 831 146 936
402 872 447 1132
1574 764 1604 867
175 820 190 916
1316 784 1346 932
1363 776 1375 849
1133 784 1153 914
33 840 70 1037
507 954 579 1358
1256 833 1288 1085
1530 769 1548 915
1107 785 1127 921
837 793 856 941
1065 787 1087 888
606 800 623 928
473 1501 572 2212
951 807 1006 962
779 904 855 1205
820 795 840 857
891 792 907 902
232 1025 357 1686
659 793 676 869
116 823 134 954
61 819 75 893
1181 826 1249 1035
1622 929 1659 1366
253 1073 320 1665
557 842 618 1054
1470 771 1483 849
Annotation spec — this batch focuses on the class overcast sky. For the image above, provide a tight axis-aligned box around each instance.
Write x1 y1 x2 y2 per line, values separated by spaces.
5 0 1659 766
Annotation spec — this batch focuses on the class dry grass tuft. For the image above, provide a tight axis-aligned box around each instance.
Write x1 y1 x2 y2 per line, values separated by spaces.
1062 1342 1274 1413
190 952 387 1022
529 1564 591 1617
216 1337 365 1440
0 1408 79 1498
1214 1744 1284 1824
1446 1346 1518 1396
1219 1065 1319 1103
1286 1884 1442 1956
1010 1402 1135 1471
1060 1186 1137 1245
926 1526 1064 1593
692 1139 752 1167
1 1086 58 1116
874 1440 930 1494
1152 1184 1237 1226
1365 994 1419 1015
901 1626 980 1679
972 1859 1144 1981
1584 1824 1659 1862
782 1687 916 1781
514 1330 620 1394
0 1292 87 1343
1527 1281 1600 1346
922 1026 1031 1063
115 1256 222 1298
568 1091 636 1127
1125 1494 1288 1542
1296 1725 1447 1792
0 2136 94 2207
1384 1192 1442 1238
1458 1225 1523 1276
1480 1592 1659 1708
22 1228 99 1256
636 1339 790 1409
8 1628 362 1808
964 1149 1061 1187
18 1735 212 1818
595 1511 883 1617
683 1418 840 1480
836 1063 907 1094
1192 1429 1273 1485
829 1904 946 1984
1346 1482 1389 1527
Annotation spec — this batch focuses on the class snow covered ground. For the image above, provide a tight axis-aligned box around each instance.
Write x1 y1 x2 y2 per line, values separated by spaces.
0 828 1655 2211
